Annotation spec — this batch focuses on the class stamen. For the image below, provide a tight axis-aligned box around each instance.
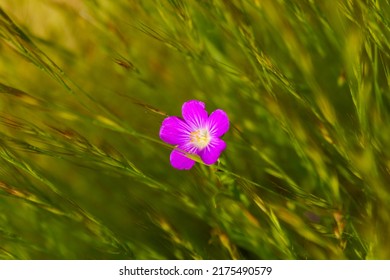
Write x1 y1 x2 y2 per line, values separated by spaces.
190 128 211 149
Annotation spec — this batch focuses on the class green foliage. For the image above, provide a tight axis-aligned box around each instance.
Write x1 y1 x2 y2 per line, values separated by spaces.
0 0 389 259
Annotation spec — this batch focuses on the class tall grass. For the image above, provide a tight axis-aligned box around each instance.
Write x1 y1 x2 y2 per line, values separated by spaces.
0 0 389 259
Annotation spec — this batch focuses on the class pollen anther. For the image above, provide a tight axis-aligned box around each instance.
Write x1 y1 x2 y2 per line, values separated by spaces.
190 128 211 149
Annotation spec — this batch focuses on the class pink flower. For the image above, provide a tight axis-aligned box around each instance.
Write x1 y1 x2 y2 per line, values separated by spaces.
159 100 230 170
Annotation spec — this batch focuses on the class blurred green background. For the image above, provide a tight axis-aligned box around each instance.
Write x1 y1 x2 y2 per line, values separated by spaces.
0 0 389 259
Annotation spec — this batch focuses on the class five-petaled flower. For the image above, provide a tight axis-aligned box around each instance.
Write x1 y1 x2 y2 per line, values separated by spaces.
159 100 229 170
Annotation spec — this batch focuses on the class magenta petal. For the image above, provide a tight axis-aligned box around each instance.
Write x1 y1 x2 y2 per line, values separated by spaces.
207 109 229 137
199 138 226 165
170 148 195 170
159 116 190 145
182 100 208 129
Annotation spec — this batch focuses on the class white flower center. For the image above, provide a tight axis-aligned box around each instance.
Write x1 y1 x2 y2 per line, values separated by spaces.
190 128 211 149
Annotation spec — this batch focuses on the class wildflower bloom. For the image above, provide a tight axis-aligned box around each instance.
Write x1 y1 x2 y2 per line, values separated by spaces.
159 100 229 170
